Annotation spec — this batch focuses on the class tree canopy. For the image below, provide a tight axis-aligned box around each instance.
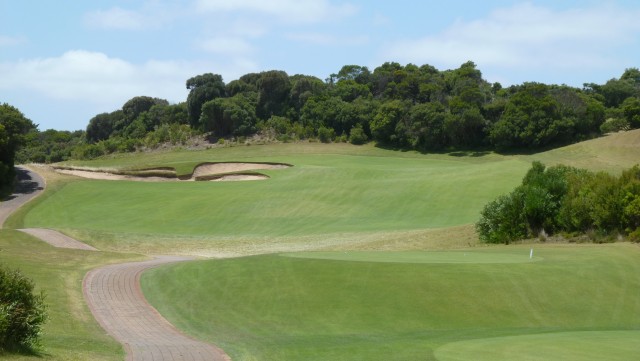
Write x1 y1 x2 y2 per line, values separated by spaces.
0 103 36 196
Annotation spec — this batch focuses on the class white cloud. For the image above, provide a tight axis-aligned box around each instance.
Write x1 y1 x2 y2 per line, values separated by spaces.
0 35 26 47
386 3 640 74
195 0 358 23
0 50 255 108
84 7 148 30
285 32 368 46
197 36 255 55
83 2 179 30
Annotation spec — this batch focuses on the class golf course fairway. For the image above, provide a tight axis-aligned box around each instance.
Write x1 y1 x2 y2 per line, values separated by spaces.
141 244 640 360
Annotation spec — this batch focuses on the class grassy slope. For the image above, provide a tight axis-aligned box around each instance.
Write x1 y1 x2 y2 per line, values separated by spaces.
142 244 640 361
18 143 529 255
525 129 640 173
0 230 140 360
5 130 639 359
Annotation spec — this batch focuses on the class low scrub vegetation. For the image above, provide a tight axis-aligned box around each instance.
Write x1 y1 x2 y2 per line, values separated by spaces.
477 161 640 244
0 265 47 352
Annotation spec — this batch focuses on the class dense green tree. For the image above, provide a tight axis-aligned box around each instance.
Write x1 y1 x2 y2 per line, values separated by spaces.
331 64 371 84
405 102 447 150
488 83 565 149
186 73 226 128
256 70 291 120
331 79 371 102
371 100 408 144
86 111 118 143
17 129 85 163
289 75 326 116
226 79 257 97
621 96 640 128
200 93 258 136
444 107 486 148
0 104 36 196
348 123 368 145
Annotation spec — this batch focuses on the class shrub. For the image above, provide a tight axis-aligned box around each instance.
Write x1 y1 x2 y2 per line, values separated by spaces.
317 126 335 143
0 266 47 351
600 118 630 133
348 124 368 145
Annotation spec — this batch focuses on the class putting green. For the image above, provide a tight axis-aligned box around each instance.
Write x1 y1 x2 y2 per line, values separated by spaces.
434 330 640 361
282 250 541 264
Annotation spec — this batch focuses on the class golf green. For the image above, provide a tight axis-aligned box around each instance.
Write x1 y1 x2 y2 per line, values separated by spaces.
282 250 541 263
434 330 640 361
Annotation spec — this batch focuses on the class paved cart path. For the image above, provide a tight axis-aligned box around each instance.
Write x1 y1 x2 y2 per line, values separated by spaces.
2 166 230 360
83 257 230 361
0 166 45 227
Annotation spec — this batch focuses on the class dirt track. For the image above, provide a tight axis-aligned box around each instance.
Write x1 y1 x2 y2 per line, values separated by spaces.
2 166 231 361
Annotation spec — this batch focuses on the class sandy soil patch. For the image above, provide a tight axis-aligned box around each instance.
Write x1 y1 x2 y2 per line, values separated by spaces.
54 162 290 182
192 162 289 178
56 169 175 182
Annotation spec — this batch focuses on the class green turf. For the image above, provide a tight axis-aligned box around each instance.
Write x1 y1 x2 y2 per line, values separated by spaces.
0 229 141 360
434 330 640 361
283 250 542 263
141 244 640 361
18 144 529 253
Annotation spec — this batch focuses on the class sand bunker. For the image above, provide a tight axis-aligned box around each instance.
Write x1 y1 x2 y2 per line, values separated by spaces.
54 162 291 182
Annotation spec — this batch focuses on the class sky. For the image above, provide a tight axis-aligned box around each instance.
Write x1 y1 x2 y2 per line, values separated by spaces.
1 0 640 131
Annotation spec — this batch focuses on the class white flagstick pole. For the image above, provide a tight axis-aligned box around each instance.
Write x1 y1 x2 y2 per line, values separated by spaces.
530 248 533 259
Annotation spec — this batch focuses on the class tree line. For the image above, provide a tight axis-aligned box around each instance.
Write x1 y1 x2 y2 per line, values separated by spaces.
13 62 640 162
477 162 640 244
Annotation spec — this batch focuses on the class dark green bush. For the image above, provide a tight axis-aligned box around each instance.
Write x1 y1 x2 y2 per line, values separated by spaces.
478 162 640 244
0 266 47 351
348 124 368 145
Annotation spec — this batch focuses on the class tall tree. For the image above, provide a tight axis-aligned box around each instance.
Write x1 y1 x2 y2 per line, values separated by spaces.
186 73 226 128
256 70 291 120
0 103 36 197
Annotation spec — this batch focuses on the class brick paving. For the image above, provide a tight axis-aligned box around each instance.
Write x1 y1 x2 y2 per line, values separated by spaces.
83 256 231 361
2 167 230 360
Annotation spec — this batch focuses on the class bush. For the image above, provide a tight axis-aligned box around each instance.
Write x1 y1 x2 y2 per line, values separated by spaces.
600 117 630 133
317 126 335 143
348 124 368 145
0 266 47 351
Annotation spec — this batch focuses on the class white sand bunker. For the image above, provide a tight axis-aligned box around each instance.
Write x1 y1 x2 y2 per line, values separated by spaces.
54 162 291 182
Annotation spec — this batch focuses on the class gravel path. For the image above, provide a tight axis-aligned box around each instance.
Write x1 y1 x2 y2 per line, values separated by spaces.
83 257 231 361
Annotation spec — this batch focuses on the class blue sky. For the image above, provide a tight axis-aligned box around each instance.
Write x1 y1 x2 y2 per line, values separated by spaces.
1 0 640 130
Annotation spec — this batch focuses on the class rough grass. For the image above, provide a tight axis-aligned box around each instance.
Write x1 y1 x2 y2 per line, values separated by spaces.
0 230 141 360
142 244 640 361
524 129 640 173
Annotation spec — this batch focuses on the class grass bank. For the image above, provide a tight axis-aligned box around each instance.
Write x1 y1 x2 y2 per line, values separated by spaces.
0 230 141 360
